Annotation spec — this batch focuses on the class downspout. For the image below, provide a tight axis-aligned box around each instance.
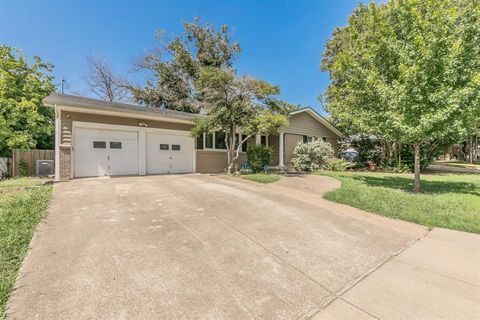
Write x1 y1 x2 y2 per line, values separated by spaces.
54 106 61 181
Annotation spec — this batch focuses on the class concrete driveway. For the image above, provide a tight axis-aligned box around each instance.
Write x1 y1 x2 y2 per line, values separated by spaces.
8 174 426 319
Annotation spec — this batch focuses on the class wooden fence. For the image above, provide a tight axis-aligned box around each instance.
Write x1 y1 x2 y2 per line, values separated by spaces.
11 149 55 177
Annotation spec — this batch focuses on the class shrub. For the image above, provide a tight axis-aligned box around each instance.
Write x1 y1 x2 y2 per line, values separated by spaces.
18 160 29 177
350 135 383 167
291 140 334 171
327 158 350 171
247 145 272 173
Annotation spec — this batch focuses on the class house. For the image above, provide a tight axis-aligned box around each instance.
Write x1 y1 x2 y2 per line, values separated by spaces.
43 94 344 181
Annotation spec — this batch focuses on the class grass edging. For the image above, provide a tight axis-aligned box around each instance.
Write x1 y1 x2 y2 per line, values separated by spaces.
0 182 52 318
318 171 480 234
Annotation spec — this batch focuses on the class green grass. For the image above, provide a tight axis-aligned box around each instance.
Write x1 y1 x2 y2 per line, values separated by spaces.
0 177 45 190
0 180 52 318
240 174 282 184
318 171 480 234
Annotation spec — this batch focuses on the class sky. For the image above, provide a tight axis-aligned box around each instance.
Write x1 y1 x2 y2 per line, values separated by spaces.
0 0 363 114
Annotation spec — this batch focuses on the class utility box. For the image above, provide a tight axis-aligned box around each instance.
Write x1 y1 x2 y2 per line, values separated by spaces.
36 160 54 176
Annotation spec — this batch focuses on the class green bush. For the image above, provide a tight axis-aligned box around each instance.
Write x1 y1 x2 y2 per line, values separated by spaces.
18 160 29 177
400 142 444 172
247 145 272 173
327 158 350 171
292 140 334 171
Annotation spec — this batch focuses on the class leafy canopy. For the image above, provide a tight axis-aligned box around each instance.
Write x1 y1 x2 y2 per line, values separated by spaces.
130 17 241 113
321 0 480 144
0 46 55 156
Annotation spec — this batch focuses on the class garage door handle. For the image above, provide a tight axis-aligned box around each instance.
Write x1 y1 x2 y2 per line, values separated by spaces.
170 156 172 160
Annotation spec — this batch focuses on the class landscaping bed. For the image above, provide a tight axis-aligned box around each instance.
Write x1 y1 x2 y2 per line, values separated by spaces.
239 173 282 184
0 178 53 318
318 171 480 234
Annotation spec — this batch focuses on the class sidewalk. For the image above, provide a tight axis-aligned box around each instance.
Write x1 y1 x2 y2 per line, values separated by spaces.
314 227 480 320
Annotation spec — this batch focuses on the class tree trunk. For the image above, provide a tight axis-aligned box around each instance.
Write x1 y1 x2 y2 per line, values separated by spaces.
413 143 421 193
469 136 474 164
398 142 402 166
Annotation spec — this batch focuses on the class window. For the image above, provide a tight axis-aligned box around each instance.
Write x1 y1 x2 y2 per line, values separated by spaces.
172 144 181 151
196 135 204 149
205 133 214 149
260 135 267 146
160 144 169 150
303 135 314 143
215 131 226 149
93 141 106 149
110 142 122 149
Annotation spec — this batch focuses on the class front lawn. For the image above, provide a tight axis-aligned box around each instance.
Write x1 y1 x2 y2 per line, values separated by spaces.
318 171 480 234
240 174 281 184
0 178 52 318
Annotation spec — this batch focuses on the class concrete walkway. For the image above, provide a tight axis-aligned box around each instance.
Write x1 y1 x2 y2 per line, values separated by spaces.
6 174 479 319
263 175 480 319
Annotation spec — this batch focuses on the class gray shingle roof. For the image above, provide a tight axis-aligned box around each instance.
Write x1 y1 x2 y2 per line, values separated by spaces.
43 93 198 122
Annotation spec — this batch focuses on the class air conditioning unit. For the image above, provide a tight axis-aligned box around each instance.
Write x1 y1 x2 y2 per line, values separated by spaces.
36 160 54 176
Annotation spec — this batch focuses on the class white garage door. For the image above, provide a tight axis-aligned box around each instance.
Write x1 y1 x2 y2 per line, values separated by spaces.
146 132 194 174
74 128 139 177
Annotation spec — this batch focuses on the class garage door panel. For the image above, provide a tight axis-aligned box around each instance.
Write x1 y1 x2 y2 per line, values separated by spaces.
74 128 138 178
146 132 193 174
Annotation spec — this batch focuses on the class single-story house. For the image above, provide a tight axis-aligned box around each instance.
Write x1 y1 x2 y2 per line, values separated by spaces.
43 94 344 181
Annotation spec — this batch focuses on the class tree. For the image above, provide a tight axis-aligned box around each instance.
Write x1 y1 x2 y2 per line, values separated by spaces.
83 54 129 102
0 46 55 156
321 0 480 192
129 17 241 113
192 67 291 174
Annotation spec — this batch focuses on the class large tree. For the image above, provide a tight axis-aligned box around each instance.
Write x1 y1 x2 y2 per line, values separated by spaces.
321 0 480 192
132 18 293 174
129 17 241 113
0 46 55 156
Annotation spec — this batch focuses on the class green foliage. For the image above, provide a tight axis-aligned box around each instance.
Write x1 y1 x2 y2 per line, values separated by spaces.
350 135 383 167
327 158 350 171
0 46 55 157
322 0 480 144
400 142 445 172
18 161 29 177
321 0 480 191
130 17 241 112
292 140 334 172
247 145 272 173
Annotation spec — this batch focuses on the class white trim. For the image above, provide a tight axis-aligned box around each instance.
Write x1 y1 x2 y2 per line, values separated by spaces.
290 108 344 138
54 107 61 181
279 131 285 166
57 105 194 125
192 138 196 173
138 128 146 175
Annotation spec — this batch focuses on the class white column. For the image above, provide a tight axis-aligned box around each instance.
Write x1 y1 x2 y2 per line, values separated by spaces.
54 107 61 181
255 134 261 145
138 128 146 175
279 132 284 166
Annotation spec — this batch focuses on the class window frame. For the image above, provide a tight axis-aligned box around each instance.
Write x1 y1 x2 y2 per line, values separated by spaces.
197 132 249 153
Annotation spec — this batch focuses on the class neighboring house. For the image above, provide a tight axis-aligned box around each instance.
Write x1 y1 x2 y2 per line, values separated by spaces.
43 94 344 181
